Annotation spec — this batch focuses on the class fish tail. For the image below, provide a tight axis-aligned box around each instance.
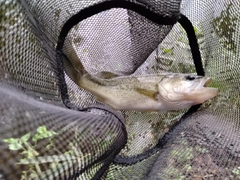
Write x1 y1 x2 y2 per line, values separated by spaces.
66 41 87 76
62 40 88 85
62 55 82 84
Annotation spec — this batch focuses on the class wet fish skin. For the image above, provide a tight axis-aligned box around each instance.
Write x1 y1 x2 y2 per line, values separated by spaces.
63 42 219 111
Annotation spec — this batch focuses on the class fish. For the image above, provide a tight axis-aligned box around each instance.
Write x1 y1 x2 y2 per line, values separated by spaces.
63 41 219 112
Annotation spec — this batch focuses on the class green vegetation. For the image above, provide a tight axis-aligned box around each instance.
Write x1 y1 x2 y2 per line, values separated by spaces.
157 137 240 180
175 23 204 43
177 37 183 43
170 147 194 163
211 3 237 53
3 123 117 179
232 168 240 176
193 26 204 39
161 166 185 180
161 47 174 55
3 126 81 179
195 146 208 154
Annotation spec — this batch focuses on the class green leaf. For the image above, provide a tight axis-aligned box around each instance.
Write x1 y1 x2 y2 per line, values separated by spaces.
3 138 19 144
49 162 58 169
47 130 57 137
161 48 174 55
20 151 29 155
32 134 42 142
32 132 57 142
193 26 199 34
37 126 47 133
46 144 53 150
27 148 39 158
17 155 78 164
32 126 57 142
9 143 23 150
29 172 38 179
20 133 31 143
232 168 240 175
64 150 74 155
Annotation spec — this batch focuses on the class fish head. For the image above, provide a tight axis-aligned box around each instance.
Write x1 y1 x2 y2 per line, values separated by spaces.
157 74 219 110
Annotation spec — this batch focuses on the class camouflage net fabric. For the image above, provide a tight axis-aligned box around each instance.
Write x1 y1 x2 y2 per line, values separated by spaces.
0 0 240 179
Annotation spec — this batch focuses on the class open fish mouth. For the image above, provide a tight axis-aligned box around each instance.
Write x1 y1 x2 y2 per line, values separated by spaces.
197 77 219 97
203 78 212 87
188 77 218 104
194 77 218 95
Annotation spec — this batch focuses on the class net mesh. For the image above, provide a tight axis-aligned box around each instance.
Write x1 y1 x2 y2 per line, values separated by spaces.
0 0 240 179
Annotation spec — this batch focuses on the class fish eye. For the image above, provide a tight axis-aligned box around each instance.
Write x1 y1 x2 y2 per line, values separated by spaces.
186 75 195 81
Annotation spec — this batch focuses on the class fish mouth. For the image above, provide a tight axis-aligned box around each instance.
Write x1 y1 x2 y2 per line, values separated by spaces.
196 77 219 97
203 78 212 87
187 77 219 104
194 77 218 96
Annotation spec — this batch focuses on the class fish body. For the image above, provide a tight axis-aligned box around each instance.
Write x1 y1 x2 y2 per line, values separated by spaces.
64 42 219 111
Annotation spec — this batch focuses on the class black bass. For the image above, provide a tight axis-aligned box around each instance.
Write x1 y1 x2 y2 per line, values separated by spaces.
64 42 219 111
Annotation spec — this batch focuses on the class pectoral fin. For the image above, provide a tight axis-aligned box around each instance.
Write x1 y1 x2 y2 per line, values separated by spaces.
135 88 158 100
97 71 119 79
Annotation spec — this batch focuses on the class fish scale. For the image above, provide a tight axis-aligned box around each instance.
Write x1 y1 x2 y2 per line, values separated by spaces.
62 41 219 111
